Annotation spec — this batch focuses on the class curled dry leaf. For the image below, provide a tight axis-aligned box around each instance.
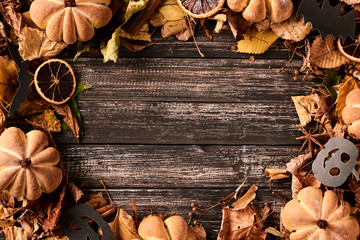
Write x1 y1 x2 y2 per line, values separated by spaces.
291 95 317 126
18 27 67 61
109 208 141 240
264 168 290 181
51 103 80 142
255 19 271 32
68 183 84 203
310 89 331 123
0 1 22 43
252 203 271 229
310 35 348 68
209 14 226 34
0 55 19 110
287 151 321 198
232 184 258 209
236 29 278 54
336 75 360 122
270 15 312 42
187 225 206 240
349 179 360 207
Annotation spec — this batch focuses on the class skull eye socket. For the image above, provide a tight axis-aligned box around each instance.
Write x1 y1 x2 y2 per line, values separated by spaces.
341 153 350 163
330 167 340 176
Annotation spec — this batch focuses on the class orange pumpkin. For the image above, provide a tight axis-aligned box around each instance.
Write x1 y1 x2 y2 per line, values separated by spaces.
0 127 63 200
30 0 112 44
281 186 359 240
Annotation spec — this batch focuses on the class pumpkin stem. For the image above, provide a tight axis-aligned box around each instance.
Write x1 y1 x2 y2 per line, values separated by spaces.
317 219 328 229
20 158 31 168
65 0 76 7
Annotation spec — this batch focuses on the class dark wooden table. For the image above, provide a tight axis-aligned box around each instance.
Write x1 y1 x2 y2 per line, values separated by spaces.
56 27 317 239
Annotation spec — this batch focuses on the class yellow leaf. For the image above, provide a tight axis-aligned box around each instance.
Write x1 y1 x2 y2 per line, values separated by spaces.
29 109 61 132
232 184 258 209
236 29 278 54
0 56 19 109
109 208 141 240
291 95 317 126
336 75 360 121
157 0 185 21
161 19 188 38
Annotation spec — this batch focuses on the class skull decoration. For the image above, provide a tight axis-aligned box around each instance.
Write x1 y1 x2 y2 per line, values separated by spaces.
312 137 359 187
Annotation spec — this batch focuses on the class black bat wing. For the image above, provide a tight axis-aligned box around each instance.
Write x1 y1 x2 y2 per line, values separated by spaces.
297 0 323 30
297 0 356 40
334 10 356 41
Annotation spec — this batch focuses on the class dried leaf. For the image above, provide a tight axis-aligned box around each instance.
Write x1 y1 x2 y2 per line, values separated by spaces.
85 193 107 209
52 104 80 141
120 38 154 52
291 95 317 126
16 101 43 117
109 208 141 240
232 184 258 209
270 15 312 42
252 203 270 229
162 19 188 38
29 109 61 132
336 75 360 121
254 19 271 32
311 89 331 122
68 183 84 203
3 226 30 239
264 168 290 181
236 29 278 54
291 173 321 199
175 23 193 41
0 2 22 42
102 0 148 62
310 35 348 68
119 24 152 42
74 41 91 61
349 179 360 207
286 151 314 175
0 55 18 109
227 11 252 41
43 181 66 232
187 225 206 240
18 27 67 61
218 206 266 240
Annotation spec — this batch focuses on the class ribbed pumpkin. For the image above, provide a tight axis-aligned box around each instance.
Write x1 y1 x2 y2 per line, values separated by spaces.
0 127 63 200
29 0 112 44
343 89 360 139
281 187 359 240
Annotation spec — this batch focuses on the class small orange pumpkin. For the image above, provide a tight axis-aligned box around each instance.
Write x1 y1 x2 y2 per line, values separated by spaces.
30 0 112 44
0 127 63 200
281 186 359 240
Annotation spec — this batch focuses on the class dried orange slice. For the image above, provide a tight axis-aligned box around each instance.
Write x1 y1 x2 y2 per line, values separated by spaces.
34 59 76 105
177 0 225 18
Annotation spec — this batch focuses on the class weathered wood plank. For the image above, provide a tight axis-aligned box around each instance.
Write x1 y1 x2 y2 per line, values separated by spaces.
67 28 294 59
54 100 303 144
60 144 295 189
85 188 288 239
70 58 316 103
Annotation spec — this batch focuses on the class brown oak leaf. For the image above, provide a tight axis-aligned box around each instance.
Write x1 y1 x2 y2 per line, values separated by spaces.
310 35 348 68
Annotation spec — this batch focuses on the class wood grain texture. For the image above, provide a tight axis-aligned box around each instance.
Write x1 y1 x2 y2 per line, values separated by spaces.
54 100 304 144
60 144 295 189
69 27 293 59
70 58 317 102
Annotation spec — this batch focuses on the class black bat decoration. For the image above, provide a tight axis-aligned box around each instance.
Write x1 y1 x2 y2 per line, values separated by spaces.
7 43 32 115
61 204 115 240
297 0 356 41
